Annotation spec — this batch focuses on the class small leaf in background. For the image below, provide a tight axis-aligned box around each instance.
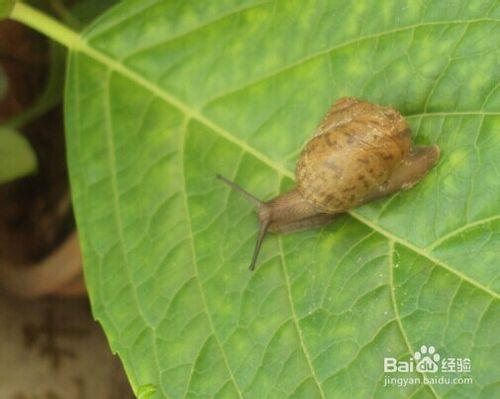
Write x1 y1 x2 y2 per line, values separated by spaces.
0 0 15 19
0 127 36 183
62 1 499 398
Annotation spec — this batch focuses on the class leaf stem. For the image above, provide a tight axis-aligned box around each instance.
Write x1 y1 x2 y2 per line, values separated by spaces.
10 2 82 51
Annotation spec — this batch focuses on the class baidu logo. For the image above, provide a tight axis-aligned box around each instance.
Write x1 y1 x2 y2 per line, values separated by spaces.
382 344 473 388
414 345 440 373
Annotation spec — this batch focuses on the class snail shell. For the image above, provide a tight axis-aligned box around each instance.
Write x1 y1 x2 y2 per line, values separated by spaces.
296 97 411 212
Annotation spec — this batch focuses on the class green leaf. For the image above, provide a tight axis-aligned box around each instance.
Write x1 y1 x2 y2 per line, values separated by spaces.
62 1 500 397
0 127 36 183
0 0 15 19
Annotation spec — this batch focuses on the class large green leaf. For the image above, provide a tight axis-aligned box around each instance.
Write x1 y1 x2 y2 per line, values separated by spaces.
61 0 499 397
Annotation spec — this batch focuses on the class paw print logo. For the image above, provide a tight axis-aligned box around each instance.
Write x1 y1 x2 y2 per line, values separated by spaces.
414 345 440 373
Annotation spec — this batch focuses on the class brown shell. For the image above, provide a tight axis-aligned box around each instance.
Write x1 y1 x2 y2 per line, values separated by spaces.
296 97 411 213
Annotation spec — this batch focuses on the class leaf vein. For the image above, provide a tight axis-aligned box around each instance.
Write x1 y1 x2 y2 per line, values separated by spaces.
180 117 244 398
103 70 168 398
201 19 498 108
388 240 440 398
278 237 326 399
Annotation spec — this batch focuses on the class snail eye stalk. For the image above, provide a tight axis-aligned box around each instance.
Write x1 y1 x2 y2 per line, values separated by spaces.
216 174 262 206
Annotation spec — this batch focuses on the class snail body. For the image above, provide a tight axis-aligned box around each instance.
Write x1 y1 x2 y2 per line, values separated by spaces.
219 97 440 270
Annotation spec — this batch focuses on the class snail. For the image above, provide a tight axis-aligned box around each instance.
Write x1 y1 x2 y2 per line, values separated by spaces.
218 97 440 270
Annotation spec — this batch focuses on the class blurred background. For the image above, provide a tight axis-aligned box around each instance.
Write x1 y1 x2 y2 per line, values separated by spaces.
0 1 134 398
